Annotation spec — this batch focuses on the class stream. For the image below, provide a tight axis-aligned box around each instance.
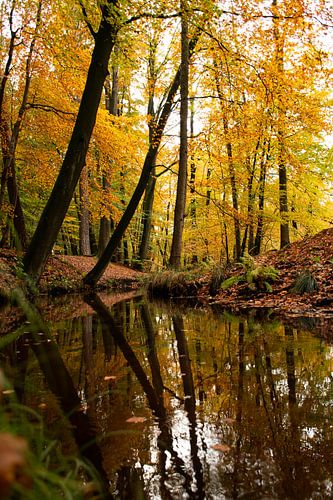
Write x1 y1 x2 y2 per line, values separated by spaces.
0 292 333 498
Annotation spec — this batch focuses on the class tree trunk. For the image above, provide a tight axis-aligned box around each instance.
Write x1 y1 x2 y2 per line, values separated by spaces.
23 12 118 282
253 140 269 255
273 0 290 249
79 166 91 255
138 170 156 266
169 0 189 269
98 59 119 258
189 96 198 264
0 0 42 250
84 26 203 286
137 39 158 268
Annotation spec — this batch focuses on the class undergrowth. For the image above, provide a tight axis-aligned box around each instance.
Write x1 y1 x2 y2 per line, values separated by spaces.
0 372 101 499
221 255 279 293
146 270 201 298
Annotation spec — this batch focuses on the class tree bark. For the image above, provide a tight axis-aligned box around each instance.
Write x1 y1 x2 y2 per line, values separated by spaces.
23 8 119 282
169 0 189 269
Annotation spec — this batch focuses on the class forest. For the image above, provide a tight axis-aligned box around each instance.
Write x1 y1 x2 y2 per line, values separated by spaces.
0 0 333 498
0 0 332 286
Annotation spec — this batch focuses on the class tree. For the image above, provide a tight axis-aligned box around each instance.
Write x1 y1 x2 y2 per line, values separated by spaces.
22 1 121 281
0 0 43 250
83 12 207 285
169 0 189 269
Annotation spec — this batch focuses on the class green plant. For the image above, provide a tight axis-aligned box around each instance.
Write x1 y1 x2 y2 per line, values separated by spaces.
13 258 39 296
209 265 225 296
221 255 279 293
291 270 319 294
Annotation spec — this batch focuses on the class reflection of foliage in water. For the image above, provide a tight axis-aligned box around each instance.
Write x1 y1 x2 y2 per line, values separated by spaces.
0 295 333 498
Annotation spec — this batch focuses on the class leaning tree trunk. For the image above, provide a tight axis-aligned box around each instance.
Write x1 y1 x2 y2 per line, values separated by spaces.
23 11 119 283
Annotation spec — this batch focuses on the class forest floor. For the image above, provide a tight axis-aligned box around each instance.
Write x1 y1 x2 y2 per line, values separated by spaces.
0 253 144 297
202 227 333 321
0 228 333 322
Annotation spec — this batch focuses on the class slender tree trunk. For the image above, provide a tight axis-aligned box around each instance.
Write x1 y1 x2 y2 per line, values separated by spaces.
99 59 119 258
137 40 158 267
273 0 290 249
79 166 91 255
84 26 203 286
0 0 42 250
253 139 269 255
138 169 156 265
169 0 189 269
223 119 241 260
23 11 119 282
0 0 18 209
189 97 198 264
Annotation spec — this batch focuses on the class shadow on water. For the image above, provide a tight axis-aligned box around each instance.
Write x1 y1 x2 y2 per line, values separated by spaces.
1 293 333 498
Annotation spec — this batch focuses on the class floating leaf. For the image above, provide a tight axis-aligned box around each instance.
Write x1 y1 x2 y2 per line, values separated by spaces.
212 444 231 452
223 418 236 425
126 416 146 424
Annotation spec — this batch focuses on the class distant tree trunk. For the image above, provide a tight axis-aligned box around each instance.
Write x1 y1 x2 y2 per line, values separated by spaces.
23 8 119 283
224 118 241 261
137 39 158 268
273 0 290 249
138 169 156 265
98 61 119 258
189 97 198 264
253 140 269 255
84 26 203 286
169 0 189 269
0 0 42 250
79 166 91 256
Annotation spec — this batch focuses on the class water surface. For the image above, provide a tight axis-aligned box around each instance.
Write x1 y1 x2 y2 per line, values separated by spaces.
1 294 333 498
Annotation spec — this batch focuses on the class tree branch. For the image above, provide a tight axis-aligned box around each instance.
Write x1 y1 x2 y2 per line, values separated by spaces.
78 0 96 38
26 102 76 118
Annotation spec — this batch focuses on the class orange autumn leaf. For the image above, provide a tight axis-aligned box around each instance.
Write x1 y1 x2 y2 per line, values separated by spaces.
126 416 147 424
0 433 29 497
211 444 231 453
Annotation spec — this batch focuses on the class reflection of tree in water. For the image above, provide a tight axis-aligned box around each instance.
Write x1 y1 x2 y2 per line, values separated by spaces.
1 296 333 498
